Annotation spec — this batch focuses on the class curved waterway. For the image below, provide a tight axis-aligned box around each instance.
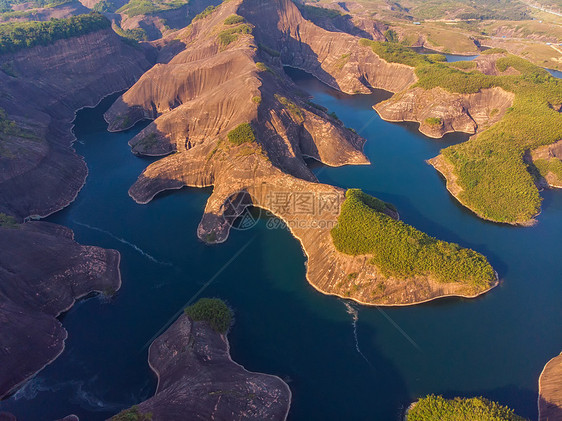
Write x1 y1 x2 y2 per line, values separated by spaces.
2 68 562 420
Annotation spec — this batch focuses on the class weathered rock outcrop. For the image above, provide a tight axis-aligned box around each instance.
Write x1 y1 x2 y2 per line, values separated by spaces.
0 27 149 399
110 314 291 420
375 86 514 138
239 0 416 94
0 221 121 399
105 0 495 306
0 28 152 220
538 351 562 421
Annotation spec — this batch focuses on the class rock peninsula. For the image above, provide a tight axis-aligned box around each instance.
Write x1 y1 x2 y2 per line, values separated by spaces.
105 0 498 306
110 300 291 421
538 351 562 421
0 221 120 399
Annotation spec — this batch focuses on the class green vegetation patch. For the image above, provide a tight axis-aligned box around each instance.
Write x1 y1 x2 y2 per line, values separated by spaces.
275 94 303 121
256 61 274 74
359 39 445 67
449 60 476 70
224 14 243 25
113 23 147 42
300 4 345 19
184 298 232 334
407 395 525 421
331 189 495 285
217 23 252 47
193 4 216 21
93 0 116 12
534 158 562 182
258 42 279 57
0 108 37 142
0 0 71 13
117 0 188 17
481 47 507 55
384 29 398 43
361 38 562 223
0 213 19 228
334 53 350 70
424 117 442 126
111 405 153 421
0 13 110 54
227 122 255 145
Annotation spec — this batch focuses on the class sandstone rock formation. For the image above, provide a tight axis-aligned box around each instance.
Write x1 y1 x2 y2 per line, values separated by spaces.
105 0 496 306
110 314 291 420
0 26 150 398
0 221 121 399
0 28 151 220
538 351 562 421
375 86 514 138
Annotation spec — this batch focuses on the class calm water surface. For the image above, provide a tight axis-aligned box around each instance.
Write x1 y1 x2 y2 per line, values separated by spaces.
1 68 561 420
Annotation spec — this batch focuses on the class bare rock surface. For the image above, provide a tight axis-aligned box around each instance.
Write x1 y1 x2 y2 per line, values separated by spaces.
0 28 152 220
0 221 121 399
109 315 291 420
375 86 514 138
539 351 562 421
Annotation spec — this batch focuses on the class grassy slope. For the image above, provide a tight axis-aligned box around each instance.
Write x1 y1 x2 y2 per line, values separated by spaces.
331 189 495 286
362 40 562 223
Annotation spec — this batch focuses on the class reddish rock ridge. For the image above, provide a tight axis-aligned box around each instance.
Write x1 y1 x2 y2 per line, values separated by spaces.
538 351 562 421
0 28 152 220
110 315 291 421
0 222 121 399
105 0 496 306
240 0 416 94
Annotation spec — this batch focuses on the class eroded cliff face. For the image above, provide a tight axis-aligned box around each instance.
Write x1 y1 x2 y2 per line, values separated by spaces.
539 351 562 421
239 0 416 94
0 222 121 399
0 27 150 399
110 315 291 420
105 0 495 306
0 28 152 220
375 86 514 138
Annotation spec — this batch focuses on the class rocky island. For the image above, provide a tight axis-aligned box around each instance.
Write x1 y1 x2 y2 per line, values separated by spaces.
110 299 291 421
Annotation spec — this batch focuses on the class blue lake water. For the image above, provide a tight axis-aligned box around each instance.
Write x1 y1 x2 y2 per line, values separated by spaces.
413 48 478 62
1 68 561 420
547 68 562 78
444 54 478 62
